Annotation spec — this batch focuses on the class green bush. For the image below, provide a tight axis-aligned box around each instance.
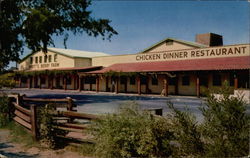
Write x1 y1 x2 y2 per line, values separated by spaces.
0 73 16 88
168 103 204 157
201 86 249 157
0 95 11 127
91 102 175 158
38 103 67 149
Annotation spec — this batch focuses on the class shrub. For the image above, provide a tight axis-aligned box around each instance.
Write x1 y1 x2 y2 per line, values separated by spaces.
0 95 11 127
38 103 67 149
168 103 204 157
91 102 175 158
0 73 16 88
201 85 249 157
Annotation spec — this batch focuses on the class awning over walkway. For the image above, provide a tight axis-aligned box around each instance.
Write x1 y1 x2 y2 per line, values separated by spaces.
89 56 250 73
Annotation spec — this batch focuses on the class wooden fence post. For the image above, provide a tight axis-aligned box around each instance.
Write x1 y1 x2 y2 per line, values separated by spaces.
30 105 38 141
16 94 23 106
66 97 73 111
66 97 74 122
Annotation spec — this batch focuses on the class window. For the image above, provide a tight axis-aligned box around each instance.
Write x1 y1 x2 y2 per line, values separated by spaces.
54 54 58 62
66 78 71 85
141 76 147 85
152 77 158 85
229 74 234 86
41 77 46 84
169 77 176 85
200 76 208 86
39 56 42 63
166 41 173 45
21 77 27 83
35 57 38 63
44 55 47 63
213 74 221 86
30 57 33 64
130 76 135 85
120 76 127 84
85 76 96 84
48 55 52 62
182 75 190 86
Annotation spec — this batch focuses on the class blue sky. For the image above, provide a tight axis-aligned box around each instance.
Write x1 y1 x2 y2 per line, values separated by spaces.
20 1 250 58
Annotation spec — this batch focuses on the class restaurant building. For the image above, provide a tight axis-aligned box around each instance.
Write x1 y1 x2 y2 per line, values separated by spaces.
17 33 250 97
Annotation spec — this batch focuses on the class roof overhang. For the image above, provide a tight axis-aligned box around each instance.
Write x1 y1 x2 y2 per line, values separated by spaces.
88 56 250 74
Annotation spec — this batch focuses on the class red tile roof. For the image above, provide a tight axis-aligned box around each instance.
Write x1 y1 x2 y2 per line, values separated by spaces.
24 66 102 72
90 56 250 73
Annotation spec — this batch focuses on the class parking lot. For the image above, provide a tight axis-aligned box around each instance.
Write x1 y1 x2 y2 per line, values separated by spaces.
1 88 207 120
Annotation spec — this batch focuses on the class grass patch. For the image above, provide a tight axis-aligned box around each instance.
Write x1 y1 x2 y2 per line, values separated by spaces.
66 142 95 157
6 122 39 148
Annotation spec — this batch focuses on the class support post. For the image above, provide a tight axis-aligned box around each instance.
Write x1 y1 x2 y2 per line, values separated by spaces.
196 75 200 98
96 76 99 93
73 75 76 90
76 75 79 90
46 75 49 89
106 77 109 92
164 75 168 97
78 76 82 91
146 75 149 94
90 83 92 91
124 77 127 93
27 77 31 89
137 76 141 95
66 97 73 111
64 76 67 90
115 77 119 94
51 76 54 89
234 75 238 89
30 105 38 141
66 97 74 122
16 93 22 105
175 75 178 95
19 77 22 88
39 75 42 89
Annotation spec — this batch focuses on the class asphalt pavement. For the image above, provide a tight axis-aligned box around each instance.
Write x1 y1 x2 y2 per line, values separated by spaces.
1 88 207 121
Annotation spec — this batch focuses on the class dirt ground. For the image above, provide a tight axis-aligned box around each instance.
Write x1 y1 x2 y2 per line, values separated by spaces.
0 129 90 158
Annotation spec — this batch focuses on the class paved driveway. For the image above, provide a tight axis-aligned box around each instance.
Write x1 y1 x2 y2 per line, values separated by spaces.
1 88 206 121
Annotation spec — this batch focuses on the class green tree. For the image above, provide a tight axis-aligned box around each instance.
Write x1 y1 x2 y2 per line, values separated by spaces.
0 0 117 71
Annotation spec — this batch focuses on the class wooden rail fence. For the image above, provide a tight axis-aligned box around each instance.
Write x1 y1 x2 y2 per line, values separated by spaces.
2 93 161 144
4 93 98 143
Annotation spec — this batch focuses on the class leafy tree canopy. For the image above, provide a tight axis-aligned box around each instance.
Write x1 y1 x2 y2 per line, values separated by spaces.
0 0 118 70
